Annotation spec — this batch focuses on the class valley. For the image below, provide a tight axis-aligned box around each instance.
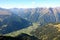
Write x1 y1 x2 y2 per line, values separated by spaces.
0 8 60 40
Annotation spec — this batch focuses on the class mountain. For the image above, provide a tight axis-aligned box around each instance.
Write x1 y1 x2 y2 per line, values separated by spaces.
9 7 60 25
0 8 60 40
31 23 60 40
0 13 32 34
4 23 39 37
0 7 60 25
0 8 11 15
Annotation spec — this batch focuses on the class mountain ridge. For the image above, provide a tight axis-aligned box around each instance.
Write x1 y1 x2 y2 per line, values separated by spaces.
0 7 60 25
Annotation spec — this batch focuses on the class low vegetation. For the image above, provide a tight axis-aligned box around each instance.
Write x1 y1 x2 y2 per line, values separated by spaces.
4 23 40 37
0 33 40 40
31 23 60 40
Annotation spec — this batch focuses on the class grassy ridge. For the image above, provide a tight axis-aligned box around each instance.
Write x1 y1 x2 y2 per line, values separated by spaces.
31 23 60 40
4 23 40 37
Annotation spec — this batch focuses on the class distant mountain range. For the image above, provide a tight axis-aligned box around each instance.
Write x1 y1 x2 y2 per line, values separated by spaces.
8 7 60 25
0 7 60 24
0 8 60 40
0 11 32 34
0 7 60 34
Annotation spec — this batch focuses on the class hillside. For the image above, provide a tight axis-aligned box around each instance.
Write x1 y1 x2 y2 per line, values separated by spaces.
9 8 60 25
0 8 11 15
4 23 40 37
0 33 40 40
0 8 60 40
0 8 60 25
31 23 60 40
0 14 32 34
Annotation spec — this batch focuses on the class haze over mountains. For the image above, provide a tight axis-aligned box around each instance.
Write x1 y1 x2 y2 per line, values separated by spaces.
7 7 60 25
0 9 32 34
0 7 60 25
0 7 60 40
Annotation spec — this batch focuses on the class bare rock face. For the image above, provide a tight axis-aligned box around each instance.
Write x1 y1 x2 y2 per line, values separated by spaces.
0 9 11 16
0 13 32 34
0 7 60 25
12 7 60 25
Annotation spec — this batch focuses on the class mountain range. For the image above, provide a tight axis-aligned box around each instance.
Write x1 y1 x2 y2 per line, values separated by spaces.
0 9 32 34
8 7 60 25
0 7 60 40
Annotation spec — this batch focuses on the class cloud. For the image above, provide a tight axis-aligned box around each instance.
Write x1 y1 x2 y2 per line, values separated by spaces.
31 1 36 8
32 1 36 4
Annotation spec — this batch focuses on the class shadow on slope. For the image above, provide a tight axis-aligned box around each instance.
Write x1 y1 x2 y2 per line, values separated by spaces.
0 14 32 34
0 33 40 40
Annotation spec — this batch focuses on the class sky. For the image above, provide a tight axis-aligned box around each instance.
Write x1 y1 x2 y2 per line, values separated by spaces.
0 0 60 8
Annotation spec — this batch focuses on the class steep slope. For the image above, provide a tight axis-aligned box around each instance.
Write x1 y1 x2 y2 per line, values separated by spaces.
0 14 32 34
0 8 11 15
9 7 60 25
4 23 39 37
31 23 60 40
